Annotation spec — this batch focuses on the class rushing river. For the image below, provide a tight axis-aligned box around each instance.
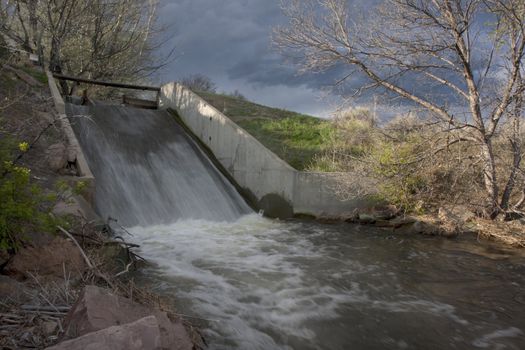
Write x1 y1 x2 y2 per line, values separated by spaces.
129 215 525 350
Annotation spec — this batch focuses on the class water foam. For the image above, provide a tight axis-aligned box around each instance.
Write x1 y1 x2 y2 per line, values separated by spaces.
129 215 478 349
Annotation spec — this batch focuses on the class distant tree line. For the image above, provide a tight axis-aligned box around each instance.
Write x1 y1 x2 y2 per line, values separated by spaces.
181 74 247 100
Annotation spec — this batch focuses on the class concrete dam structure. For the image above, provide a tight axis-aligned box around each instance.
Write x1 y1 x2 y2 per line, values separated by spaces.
159 83 368 219
51 69 362 219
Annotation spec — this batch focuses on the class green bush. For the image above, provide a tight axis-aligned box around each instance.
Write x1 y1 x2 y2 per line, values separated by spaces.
369 136 428 213
0 140 58 251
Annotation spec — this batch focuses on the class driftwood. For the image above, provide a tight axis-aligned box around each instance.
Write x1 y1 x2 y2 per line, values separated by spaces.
57 226 117 288
21 305 71 312
57 226 94 269
69 231 139 248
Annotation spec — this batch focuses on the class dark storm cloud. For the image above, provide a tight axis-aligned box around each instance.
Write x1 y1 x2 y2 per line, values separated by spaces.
158 0 284 82
156 0 352 115
226 53 350 90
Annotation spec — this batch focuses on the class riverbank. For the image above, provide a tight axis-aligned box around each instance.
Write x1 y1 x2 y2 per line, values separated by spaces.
0 62 200 349
340 205 525 248
0 219 201 349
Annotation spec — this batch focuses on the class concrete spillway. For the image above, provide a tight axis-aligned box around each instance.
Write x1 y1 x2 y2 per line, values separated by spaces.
65 102 251 227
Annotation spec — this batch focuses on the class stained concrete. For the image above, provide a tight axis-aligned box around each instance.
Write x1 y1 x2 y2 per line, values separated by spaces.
46 71 96 208
46 70 94 180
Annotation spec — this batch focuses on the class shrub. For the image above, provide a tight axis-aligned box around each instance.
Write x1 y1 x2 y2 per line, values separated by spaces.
370 140 428 213
0 140 59 251
319 112 445 213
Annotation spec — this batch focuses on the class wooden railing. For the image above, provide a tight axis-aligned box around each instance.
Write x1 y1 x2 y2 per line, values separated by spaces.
53 73 160 109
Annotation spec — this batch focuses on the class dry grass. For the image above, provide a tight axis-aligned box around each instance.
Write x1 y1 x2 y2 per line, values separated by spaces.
0 272 79 349
475 219 525 248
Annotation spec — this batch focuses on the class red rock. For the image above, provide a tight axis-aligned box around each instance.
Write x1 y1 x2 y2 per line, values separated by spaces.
5 237 86 280
46 316 162 350
46 143 67 172
63 285 193 350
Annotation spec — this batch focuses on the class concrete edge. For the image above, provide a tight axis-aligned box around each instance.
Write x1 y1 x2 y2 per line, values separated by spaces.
162 83 297 172
167 108 259 211
46 70 96 206
163 85 349 180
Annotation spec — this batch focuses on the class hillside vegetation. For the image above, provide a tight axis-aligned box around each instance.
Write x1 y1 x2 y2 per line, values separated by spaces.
197 91 337 171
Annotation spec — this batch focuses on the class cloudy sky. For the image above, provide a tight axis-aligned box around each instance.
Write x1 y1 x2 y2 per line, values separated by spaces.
156 0 342 117
154 1 499 121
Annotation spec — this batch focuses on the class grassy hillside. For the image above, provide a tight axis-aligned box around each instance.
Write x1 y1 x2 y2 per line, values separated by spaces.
197 91 335 170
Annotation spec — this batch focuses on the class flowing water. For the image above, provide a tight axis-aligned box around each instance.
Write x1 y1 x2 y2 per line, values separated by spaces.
66 102 251 226
67 103 525 350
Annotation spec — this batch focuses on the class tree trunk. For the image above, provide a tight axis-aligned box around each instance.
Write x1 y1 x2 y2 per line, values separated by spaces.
49 37 69 94
28 0 38 51
480 138 499 218
500 74 523 212
15 3 31 52
49 37 62 72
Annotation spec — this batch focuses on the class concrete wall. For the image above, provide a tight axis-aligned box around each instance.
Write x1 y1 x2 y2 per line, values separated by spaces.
46 71 96 204
160 83 368 218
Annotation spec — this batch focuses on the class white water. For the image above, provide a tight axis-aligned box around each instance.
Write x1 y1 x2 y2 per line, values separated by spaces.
131 214 328 349
128 215 525 350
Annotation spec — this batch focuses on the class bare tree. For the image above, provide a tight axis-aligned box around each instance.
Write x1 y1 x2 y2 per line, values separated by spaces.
230 89 247 100
61 0 170 81
44 0 84 73
181 74 217 93
0 1 30 51
275 0 525 218
0 0 170 84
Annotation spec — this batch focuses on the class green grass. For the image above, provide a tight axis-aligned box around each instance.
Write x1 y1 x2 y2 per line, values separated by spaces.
197 91 301 121
197 91 336 170
237 117 335 170
20 66 48 85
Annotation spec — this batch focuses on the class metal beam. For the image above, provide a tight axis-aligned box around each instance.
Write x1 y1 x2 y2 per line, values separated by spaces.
52 73 161 92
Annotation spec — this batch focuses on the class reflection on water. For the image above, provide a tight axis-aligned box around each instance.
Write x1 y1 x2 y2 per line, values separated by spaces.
129 215 525 350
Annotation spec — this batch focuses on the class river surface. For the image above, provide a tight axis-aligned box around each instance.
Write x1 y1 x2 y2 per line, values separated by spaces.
129 215 525 350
